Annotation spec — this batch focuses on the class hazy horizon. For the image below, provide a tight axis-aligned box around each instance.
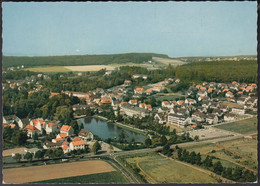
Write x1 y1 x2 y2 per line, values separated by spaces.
3 2 257 57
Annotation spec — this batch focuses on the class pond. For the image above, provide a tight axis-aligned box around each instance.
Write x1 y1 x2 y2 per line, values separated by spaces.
77 117 146 143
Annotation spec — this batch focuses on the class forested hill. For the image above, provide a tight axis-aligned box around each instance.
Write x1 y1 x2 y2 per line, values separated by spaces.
175 60 257 83
2 53 169 68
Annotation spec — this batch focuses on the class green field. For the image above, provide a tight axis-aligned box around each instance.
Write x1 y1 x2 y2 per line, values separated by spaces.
32 171 128 184
214 117 257 134
124 153 218 183
139 159 218 183
184 138 257 172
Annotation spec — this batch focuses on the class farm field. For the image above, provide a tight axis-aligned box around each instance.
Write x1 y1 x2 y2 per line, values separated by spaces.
3 147 26 157
214 117 257 134
184 138 257 172
33 171 128 184
25 66 70 72
152 57 187 66
3 160 115 184
124 153 218 183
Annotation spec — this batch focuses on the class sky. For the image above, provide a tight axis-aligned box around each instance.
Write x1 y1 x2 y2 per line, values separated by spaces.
2 2 257 57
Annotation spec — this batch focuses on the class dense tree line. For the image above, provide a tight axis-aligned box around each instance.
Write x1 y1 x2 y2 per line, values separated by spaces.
3 70 37 80
175 60 257 83
3 53 169 68
176 147 256 182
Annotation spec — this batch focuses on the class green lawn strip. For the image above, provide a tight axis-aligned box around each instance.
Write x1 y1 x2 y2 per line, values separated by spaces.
214 117 257 134
31 171 127 184
138 159 218 183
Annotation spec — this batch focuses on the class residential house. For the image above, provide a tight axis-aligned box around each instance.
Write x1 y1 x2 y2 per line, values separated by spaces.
197 106 207 113
185 99 197 105
202 101 211 108
145 89 153 95
124 80 132 86
24 125 40 138
52 138 65 143
224 113 237 122
154 113 167 124
237 97 247 105
134 87 144 94
231 107 245 115
101 97 112 104
62 141 70 153
78 129 94 141
162 101 173 109
209 102 220 109
152 86 162 92
206 114 218 124
30 118 46 132
18 118 30 129
45 122 60 134
72 104 88 111
128 99 138 105
3 115 21 125
192 112 206 122
177 100 184 106
212 109 223 117
220 105 229 112
60 125 74 136
43 141 62 149
69 140 85 151
197 90 208 97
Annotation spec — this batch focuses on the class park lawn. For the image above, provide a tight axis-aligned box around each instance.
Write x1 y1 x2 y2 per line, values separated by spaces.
138 159 218 183
184 143 219 155
25 66 70 72
214 117 257 134
32 171 128 184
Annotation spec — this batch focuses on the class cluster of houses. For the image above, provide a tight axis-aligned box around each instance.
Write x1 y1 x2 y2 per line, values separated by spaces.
3 114 95 154
154 81 257 128
43 127 94 154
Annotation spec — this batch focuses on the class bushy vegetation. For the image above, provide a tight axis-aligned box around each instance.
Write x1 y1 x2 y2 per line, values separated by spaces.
174 147 257 182
3 53 169 68
175 60 257 83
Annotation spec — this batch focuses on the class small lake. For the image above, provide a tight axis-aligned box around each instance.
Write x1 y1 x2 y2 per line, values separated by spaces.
77 117 146 143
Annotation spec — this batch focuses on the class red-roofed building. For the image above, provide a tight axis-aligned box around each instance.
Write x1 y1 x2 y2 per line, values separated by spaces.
128 99 138 105
69 140 85 151
134 87 144 94
24 124 40 138
60 125 74 136
30 118 46 132
101 97 112 104
62 141 70 153
45 122 60 134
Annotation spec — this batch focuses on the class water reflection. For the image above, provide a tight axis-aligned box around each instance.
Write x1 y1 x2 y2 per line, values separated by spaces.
77 117 146 143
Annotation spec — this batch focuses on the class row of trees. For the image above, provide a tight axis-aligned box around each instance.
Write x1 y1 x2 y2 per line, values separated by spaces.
3 53 169 68
175 147 256 182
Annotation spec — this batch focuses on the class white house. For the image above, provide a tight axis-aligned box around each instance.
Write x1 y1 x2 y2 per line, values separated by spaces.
192 112 206 122
30 118 46 132
206 114 218 124
154 113 167 124
231 107 245 115
69 141 85 151
224 113 237 122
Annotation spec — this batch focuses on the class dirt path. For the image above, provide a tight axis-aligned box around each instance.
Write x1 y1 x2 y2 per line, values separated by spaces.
3 160 115 184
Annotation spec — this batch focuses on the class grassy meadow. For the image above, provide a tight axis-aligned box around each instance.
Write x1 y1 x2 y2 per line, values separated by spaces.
33 171 128 184
214 117 257 134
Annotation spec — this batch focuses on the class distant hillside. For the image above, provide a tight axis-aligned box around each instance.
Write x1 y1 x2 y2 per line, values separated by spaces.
2 53 170 68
